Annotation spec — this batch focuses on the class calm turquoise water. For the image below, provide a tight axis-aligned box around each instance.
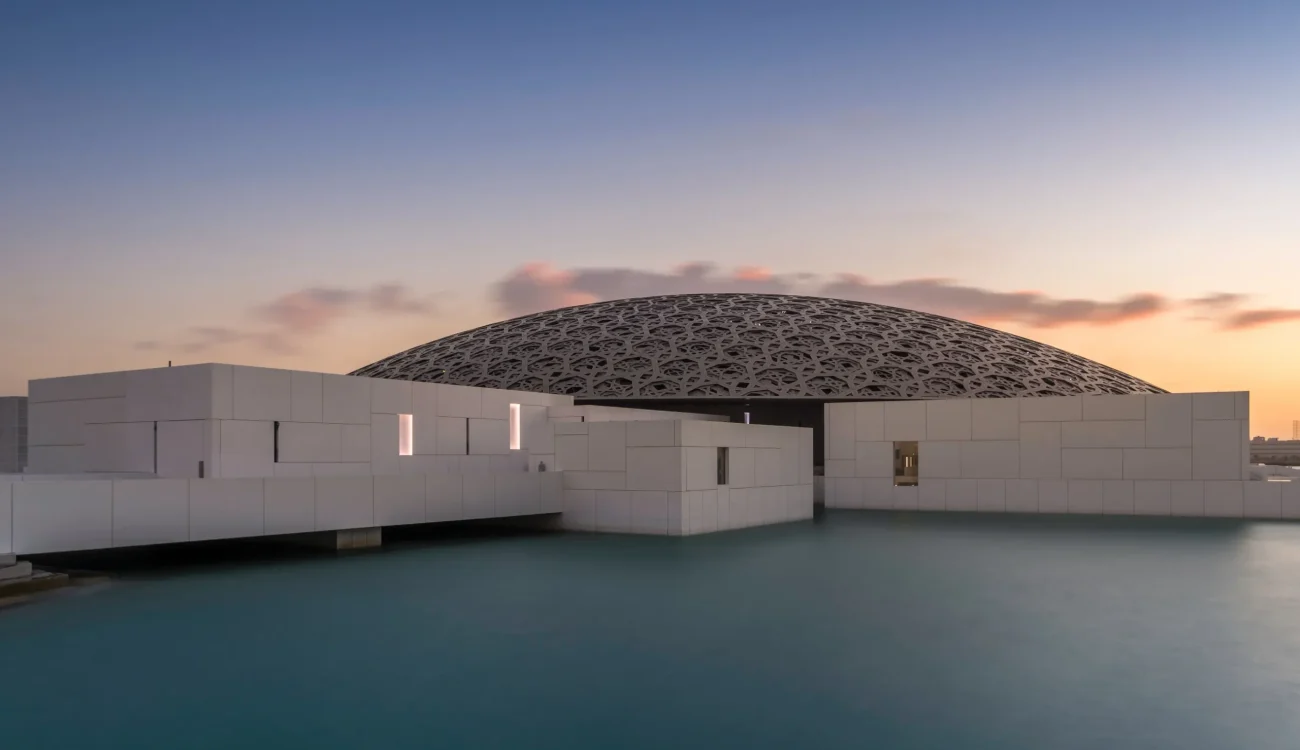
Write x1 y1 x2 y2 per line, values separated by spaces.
4 512 1300 749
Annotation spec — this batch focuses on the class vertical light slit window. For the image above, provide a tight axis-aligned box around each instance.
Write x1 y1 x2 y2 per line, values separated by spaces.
893 441 918 487
717 446 729 485
398 414 413 456
743 411 751 424
509 403 521 451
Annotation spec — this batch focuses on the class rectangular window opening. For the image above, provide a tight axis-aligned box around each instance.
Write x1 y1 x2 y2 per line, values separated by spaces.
398 414 413 456
509 403 521 451
717 446 729 486
743 411 751 424
893 441 918 487
273 421 280 463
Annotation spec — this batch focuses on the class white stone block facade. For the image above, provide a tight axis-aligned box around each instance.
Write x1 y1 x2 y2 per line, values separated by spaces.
823 392 1292 520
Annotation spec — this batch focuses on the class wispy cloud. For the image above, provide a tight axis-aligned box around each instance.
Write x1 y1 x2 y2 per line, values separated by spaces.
493 262 1171 328
137 283 437 354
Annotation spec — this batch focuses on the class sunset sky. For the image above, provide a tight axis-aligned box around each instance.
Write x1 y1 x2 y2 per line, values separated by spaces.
2 0 1298 436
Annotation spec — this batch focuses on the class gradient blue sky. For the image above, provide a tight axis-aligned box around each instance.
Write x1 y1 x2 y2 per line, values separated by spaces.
3 0 1299 433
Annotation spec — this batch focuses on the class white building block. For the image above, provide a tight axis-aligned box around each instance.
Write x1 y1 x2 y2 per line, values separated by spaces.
1062 449 1123 480
730 447 756 488
626 447 684 491
1081 394 1146 421
27 446 83 473
884 401 927 441
437 384 482 418
312 462 371 477
426 473 464 522
554 421 588 435
156 420 210 478
340 424 371 462
495 472 537 516
1061 421 1146 449
960 441 1019 478
1122 448 1192 481
519 404 552 455
1019 422 1062 478
1169 481 1205 516
592 491 631 532
626 420 676 447
12 480 114 553
854 441 894 478
277 422 342 463
555 434 588 472
433 417 467 455
1192 420 1244 480
562 489 595 530
1281 482 1300 520
1102 480 1135 515
370 378 412 415
827 478 863 509
322 375 371 424
84 421 155 473
315 476 374 530
540 472 564 513
29 371 128 403
754 448 783 486
946 479 977 511
231 366 292 421
1193 392 1236 421
264 477 315 535
563 471 627 491
371 413 400 475
189 478 264 541
854 402 886 441
1133 481 1171 516
799 430 814 484
0 483 11 555
971 398 1019 440
219 420 274 478
375 474 426 526
679 420 719 447
918 479 946 511
629 491 669 534
918 441 962 479
462 473 495 519
925 400 972 441
1234 392 1249 420
1203 481 1244 517
861 479 893 509
893 485 919 511
694 489 722 533
1145 394 1192 448
124 365 223 423
587 422 627 472
27 400 83 447
685 446 718 491
289 371 323 422
80 396 128 426
824 404 855 460
468 418 509 455
1020 395 1082 422
1038 480 1068 513
976 479 1005 512
1244 482 1282 519
112 479 189 547
1005 479 1038 513
1067 480 1104 514
825 459 854 478
716 486 732 529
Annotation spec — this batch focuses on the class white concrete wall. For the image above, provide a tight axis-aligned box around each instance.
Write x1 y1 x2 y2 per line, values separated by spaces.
26 365 574 480
559 420 814 536
0 471 564 555
822 392 1283 519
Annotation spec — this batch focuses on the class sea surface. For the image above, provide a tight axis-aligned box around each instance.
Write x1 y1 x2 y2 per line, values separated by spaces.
3 511 1300 749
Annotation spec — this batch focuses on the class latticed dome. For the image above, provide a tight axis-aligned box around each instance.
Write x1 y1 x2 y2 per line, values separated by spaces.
351 294 1165 399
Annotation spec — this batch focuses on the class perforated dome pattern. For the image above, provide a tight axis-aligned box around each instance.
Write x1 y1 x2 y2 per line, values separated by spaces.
351 294 1164 399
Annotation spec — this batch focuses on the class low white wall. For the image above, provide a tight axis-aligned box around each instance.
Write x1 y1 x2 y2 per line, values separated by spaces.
0 471 563 556
558 419 814 535
820 392 1300 520
26 364 572 480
